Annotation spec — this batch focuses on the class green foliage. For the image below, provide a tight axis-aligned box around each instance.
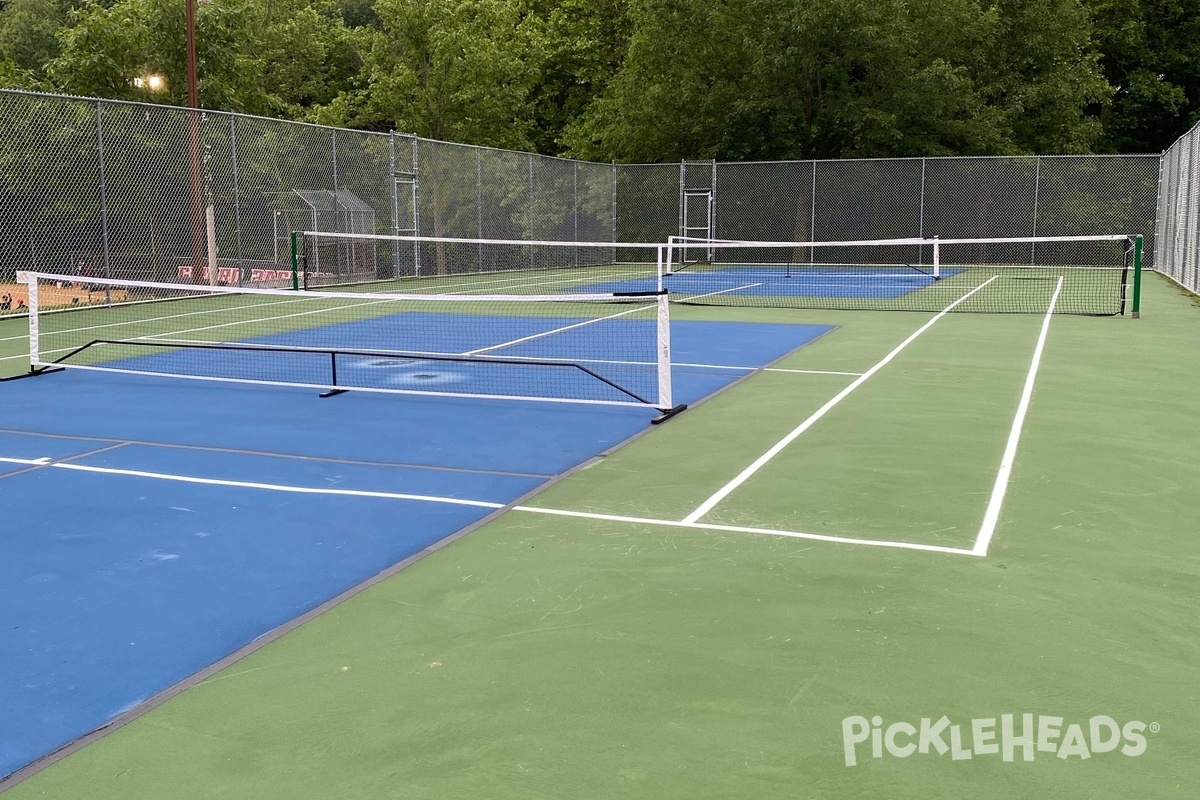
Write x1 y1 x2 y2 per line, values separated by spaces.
517 0 631 154
1088 0 1200 152
41 0 354 114
0 0 1193 159
0 0 64 75
320 0 542 149
562 0 1110 161
47 0 266 108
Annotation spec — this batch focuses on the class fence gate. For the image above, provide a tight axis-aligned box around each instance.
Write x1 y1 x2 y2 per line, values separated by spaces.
681 160 716 263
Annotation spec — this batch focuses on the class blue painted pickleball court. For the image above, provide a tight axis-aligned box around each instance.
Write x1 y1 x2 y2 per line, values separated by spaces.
576 264 954 298
0 311 832 780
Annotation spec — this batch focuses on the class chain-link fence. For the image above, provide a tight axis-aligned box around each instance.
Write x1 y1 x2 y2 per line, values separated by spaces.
617 155 1161 269
1156 121 1200 293
0 88 1166 316
0 89 618 299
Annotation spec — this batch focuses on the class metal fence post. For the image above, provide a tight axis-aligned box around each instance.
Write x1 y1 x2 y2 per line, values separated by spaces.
918 157 927 238
1031 156 1042 263
229 114 244 285
809 161 817 264
388 131 400 278
331 130 340 230
94 100 112 285
476 149 483 269
572 160 579 266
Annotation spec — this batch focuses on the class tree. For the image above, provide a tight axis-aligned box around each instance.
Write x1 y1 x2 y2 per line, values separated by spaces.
48 0 268 109
318 0 543 150
46 0 355 115
1088 0 1200 152
0 0 65 76
563 0 1111 161
517 0 632 154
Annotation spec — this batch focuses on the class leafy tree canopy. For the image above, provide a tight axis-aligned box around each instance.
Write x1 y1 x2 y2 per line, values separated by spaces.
0 0 1193 158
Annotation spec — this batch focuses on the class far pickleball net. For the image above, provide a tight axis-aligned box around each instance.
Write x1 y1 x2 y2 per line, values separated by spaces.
292 232 665 296
17 272 681 415
660 234 1140 315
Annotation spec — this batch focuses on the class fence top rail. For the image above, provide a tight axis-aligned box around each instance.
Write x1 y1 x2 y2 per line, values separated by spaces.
0 87 392 139
0 87 1168 168
299 231 659 250
667 234 1135 247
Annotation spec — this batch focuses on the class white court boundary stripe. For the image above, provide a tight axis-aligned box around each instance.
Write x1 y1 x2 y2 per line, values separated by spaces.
0 455 505 508
972 276 1064 556
514 505 978 556
462 301 653 356
681 276 999 524
31 362 655 409
0 295 310 346
0 453 973 555
0 453 974 556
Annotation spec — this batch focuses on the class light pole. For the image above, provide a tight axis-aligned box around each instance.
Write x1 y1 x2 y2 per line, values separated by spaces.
186 0 205 284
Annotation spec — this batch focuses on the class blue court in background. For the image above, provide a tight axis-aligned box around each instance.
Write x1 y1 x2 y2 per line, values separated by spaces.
579 266 952 298
0 317 833 780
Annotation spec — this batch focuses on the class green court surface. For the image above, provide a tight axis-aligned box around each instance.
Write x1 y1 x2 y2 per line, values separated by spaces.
5 275 1200 799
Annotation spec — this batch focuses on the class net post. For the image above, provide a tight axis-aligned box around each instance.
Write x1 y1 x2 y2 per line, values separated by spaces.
652 291 687 423
1132 234 1143 318
16 271 37 367
656 245 664 293
290 231 300 291
656 292 671 409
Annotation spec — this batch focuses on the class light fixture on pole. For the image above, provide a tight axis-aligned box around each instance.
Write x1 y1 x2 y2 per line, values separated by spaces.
186 0 206 283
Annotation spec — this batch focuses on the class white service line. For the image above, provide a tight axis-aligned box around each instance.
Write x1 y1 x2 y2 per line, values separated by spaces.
676 282 764 302
672 363 864 377
439 267 652 296
462 302 653 356
972 276 1064 556
0 454 505 508
765 368 864 376
514 505 979 557
680 276 999 525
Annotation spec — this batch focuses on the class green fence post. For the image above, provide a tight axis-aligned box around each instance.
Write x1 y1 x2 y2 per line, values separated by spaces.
1132 234 1143 318
290 231 299 291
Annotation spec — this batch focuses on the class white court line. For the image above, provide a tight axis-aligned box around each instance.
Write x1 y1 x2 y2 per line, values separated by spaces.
972 276 1064 556
0 453 974 556
462 302 653 356
766 368 863 376
129 296 399 344
514 505 978 557
0 454 505 508
676 282 764 302
673 363 863 376
0 455 52 465
0 295 311 346
681 276 999 525
437 267 652 296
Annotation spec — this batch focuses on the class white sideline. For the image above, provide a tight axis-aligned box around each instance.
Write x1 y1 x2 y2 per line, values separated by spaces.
972 276 1064 556
680 276 999 525
0 455 505 508
513 505 979 557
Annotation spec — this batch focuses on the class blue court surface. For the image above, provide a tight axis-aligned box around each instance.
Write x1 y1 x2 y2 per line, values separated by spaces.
579 266 951 298
0 318 831 779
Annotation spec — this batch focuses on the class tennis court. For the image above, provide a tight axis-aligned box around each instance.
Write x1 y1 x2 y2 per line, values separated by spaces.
1 238 1197 800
